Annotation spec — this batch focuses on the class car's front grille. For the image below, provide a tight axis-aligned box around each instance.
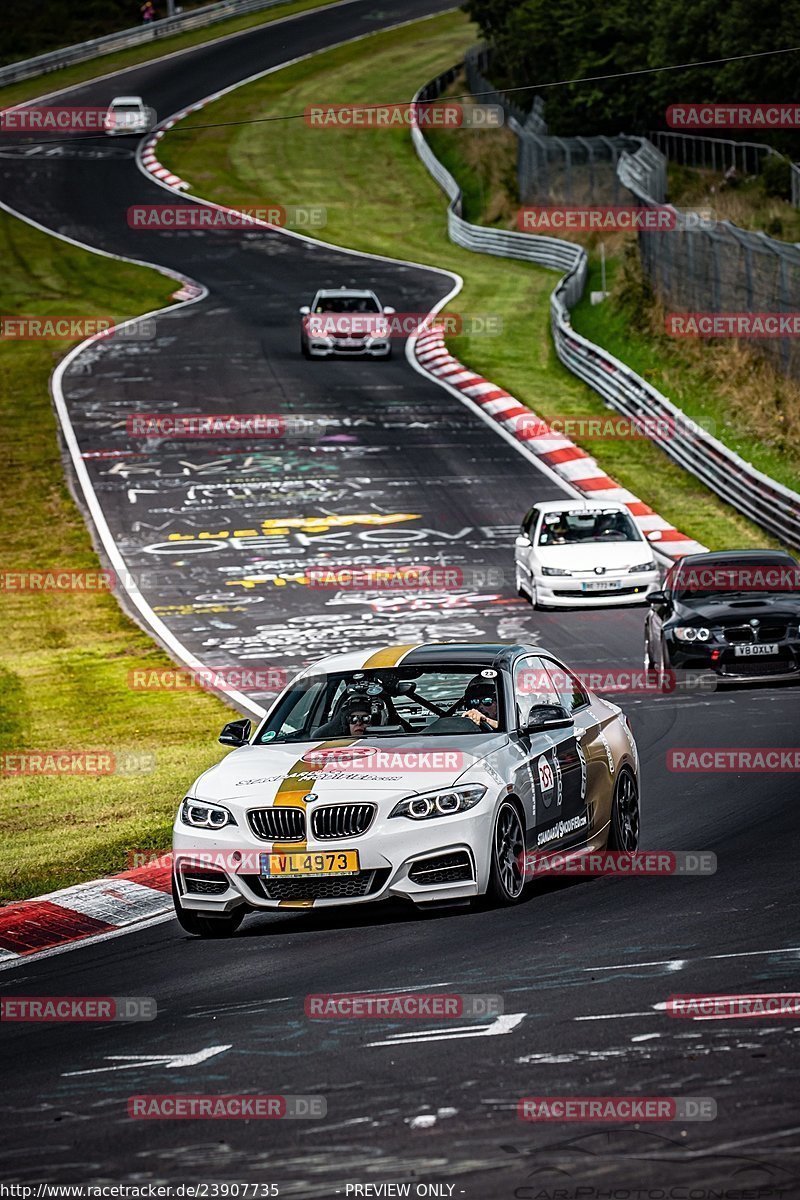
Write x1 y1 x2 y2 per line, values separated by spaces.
247 807 305 842
182 873 229 896
720 623 789 644
311 803 376 839
244 869 390 902
720 659 797 677
408 851 474 886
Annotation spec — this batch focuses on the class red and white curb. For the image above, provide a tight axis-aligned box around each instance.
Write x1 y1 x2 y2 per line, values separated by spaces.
141 91 222 193
141 119 194 191
171 281 205 301
413 329 706 561
0 859 172 961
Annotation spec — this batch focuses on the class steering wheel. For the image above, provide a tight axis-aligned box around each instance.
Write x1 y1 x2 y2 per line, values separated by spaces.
454 706 493 733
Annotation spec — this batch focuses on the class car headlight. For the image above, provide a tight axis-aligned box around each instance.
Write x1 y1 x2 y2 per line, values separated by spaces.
541 566 571 577
673 626 711 643
180 798 236 829
628 561 657 573
389 784 487 820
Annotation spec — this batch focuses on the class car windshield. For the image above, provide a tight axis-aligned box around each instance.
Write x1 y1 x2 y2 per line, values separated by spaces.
537 509 641 546
111 104 142 112
255 666 504 744
674 558 800 602
314 296 380 313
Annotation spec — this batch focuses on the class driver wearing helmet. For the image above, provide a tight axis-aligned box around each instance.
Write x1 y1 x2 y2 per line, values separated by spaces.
312 692 373 739
461 675 499 730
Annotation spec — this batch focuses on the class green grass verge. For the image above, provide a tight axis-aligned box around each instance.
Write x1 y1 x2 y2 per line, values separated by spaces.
668 163 800 244
162 10 788 553
0 0 343 110
0 215 234 902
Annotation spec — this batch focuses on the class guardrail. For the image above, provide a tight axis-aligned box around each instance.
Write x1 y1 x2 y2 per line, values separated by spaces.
414 69 584 282
411 67 800 550
0 0 288 88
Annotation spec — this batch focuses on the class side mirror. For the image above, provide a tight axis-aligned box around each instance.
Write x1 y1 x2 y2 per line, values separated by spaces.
298 305 310 315
522 703 573 733
383 305 396 314
647 590 670 608
219 718 251 747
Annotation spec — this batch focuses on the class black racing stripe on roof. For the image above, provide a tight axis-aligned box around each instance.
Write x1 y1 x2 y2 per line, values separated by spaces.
403 643 512 666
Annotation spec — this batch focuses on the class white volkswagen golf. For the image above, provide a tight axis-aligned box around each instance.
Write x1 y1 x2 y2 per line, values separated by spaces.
172 642 640 936
514 500 660 609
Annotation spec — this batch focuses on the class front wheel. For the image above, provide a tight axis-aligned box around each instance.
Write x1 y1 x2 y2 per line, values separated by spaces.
644 630 655 673
607 768 640 852
529 579 552 611
172 877 245 938
515 562 531 601
656 639 675 693
486 800 527 905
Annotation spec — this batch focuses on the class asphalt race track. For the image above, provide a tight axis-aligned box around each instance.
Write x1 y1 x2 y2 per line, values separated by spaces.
1 1 799 1194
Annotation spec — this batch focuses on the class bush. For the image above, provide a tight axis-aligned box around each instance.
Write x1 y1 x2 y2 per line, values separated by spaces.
761 155 793 201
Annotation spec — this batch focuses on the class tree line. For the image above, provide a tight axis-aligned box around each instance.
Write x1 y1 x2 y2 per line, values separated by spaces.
463 0 800 157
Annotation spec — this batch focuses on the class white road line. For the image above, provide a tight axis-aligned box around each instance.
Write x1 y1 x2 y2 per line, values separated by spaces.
0 191 266 721
574 1011 656 1021
586 947 800 972
367 1012 525 1046
63 1044 232 1077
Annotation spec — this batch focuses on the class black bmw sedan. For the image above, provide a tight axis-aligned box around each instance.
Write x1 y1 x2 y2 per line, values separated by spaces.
645 549 800 685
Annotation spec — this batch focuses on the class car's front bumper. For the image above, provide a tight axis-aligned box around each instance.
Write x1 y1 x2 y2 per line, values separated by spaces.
666 638 800 684
534 570 660 608
104 123 147 136
172 798 496 911
303 336 391 358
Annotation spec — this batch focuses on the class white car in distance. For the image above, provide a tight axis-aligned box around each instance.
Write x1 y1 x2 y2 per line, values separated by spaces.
104 96 151 136
299 287 395 359
515 499 660 609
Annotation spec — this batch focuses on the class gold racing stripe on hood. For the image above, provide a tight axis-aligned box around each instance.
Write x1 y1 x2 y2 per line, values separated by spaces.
270 740 357 906
363 644 419 669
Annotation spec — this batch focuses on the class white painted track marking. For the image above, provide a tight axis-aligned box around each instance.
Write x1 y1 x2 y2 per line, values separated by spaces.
367 1012 526 1046
63 1044 232 1076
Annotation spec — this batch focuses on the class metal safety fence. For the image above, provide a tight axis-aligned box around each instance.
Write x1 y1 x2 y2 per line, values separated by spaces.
414 67 583 283
465 46 640 206
618 143 800 380
468 51 800 381
0 0 289 87
410 66 800 549
649 131 800 210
